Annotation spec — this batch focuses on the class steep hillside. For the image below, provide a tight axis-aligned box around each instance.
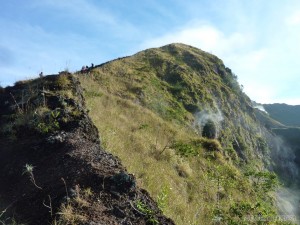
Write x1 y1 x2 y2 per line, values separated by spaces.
263 103 300 127
77 43 295 224
0 74 174 225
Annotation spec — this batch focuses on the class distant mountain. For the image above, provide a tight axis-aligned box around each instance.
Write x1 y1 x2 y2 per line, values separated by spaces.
263 103 300 127
254 108 286 129
262 104 300 175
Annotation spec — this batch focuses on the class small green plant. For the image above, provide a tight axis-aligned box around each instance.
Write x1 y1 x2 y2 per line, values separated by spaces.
135 200 151 215
51 110 60 120
135 200 158 225
36 110 60 134
171 141 198 157
37 122 52 134
22 163 42 189
84 90 103 98
138 123 149 130
256 136 269 154
147 217 159 225
56 75 71 88
224 147 239 161
157 186 169 211
245 170 279 192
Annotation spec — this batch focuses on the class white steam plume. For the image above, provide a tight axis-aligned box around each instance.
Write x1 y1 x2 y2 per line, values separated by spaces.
194 107 223 137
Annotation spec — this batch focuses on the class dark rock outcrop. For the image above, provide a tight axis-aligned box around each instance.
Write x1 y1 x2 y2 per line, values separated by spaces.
0 74 174 224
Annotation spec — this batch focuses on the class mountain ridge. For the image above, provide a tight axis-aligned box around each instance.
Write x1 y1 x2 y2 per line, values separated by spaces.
77 43 298 224
0 43 298 224
263 103 300 127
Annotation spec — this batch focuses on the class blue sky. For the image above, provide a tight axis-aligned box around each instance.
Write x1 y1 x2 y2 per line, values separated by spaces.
1 0 300 104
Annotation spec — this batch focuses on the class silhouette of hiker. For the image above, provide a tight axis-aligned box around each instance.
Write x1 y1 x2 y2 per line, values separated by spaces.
81 66 86 73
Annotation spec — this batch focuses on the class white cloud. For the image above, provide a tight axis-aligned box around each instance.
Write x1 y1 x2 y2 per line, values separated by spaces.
1 1 299 104
141 23 253 56
286 10 300 26
140 19 300 104
141 23 274 102
227 49 268 72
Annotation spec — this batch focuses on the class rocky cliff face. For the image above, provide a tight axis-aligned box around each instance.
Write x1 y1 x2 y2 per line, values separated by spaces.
0 74 174 224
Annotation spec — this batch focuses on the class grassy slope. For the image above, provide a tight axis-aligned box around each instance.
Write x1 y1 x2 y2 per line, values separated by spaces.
78 43 293 224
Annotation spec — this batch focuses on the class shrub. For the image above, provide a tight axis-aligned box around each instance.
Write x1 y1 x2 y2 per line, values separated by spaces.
256 136 269 154
224 147 239 161
202 119 217 139
201 139 222 152
171 141 198 157
36 110 60 134
56 75 71 88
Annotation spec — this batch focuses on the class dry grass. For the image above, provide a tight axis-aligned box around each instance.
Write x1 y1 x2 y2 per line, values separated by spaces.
57 204 87 225
175 159 193 178
78 75 218 224
55 186 92 225
77 73 284 224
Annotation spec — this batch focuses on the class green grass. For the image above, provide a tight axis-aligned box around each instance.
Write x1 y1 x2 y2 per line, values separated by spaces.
78 68 289 224
74 43 296 224
0 44 294 224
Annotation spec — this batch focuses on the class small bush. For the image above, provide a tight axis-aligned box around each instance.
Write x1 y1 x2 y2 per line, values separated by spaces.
35 110 60 134
224 147 239 161
171 141 198 157
201 139 222 152
157 186 169 211
202 119 217 139
56 75 71 88
256 136 269 154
